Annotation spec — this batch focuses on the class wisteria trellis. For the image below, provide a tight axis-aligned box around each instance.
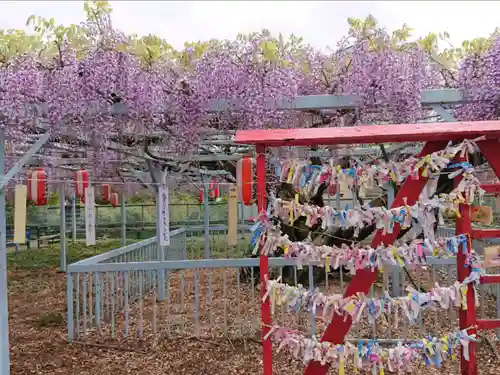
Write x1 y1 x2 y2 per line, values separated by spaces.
3 3 500 375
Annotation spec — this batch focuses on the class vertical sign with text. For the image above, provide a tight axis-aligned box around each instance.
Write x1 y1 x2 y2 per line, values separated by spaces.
85 187 96 246
14 185 27 244
158 186 170 246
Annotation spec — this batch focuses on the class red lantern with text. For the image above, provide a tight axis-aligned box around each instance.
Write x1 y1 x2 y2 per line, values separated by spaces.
209 179 219 199
110 192 119 208
237 156 253 206
103 184 111 202
75 169 89 199
27 168 48 206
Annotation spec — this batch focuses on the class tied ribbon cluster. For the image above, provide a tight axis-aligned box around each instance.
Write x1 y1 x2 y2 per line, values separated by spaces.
258 228 477 272
263 270 481 326
268 326 478 373
263 172 484 246
279 137 484 198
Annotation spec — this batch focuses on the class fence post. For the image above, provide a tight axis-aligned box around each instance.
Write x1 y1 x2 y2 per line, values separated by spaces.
121 192 126 246
59 183 67 272
67 271 74 342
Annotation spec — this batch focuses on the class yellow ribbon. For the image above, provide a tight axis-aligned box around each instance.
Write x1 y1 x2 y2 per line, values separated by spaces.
344 301 356 313
460 285 468 310
395 254 405 267
442 335 449 352
338 355 345 375
353 347 358 373
287 164 294 183
423 338 435 355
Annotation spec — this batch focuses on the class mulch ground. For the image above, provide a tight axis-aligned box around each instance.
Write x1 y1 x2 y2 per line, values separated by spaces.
7 265 500 375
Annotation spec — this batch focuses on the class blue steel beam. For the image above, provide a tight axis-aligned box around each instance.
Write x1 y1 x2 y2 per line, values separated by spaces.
0 132 51 191
67 256 457 273
207 89 465 112
24 89 466 118
430 104 457 122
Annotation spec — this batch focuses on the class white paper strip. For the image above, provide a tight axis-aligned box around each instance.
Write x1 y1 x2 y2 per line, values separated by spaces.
158 186 170 246
85 187 96 246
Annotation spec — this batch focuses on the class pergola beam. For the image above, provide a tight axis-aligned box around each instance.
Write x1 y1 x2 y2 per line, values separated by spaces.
0 132 51 191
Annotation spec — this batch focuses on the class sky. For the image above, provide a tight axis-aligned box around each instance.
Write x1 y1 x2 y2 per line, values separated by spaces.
0 1 499 50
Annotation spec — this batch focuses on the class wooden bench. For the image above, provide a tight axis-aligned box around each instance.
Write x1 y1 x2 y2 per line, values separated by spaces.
33 234 60 248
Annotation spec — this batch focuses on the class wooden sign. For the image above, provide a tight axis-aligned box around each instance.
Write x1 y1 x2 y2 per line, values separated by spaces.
158 186 170 246
471 205 493 225
85 187 96 246
484 246 500 268
13 185 27 244
227 184 238 246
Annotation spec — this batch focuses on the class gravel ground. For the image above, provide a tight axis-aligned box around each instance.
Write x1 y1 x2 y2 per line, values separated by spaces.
8 265 500 375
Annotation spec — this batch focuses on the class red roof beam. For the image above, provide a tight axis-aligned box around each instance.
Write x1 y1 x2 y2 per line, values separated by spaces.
235 121 500 147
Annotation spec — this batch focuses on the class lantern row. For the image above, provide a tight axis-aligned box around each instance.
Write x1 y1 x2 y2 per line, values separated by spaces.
26 168 119 207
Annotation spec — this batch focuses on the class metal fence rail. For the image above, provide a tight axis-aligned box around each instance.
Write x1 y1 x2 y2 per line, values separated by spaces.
67 227 500 346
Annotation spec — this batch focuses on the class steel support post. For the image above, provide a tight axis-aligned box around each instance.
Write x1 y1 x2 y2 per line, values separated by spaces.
0 129 10 375
147 159 165 301
121 191 126 246
59 183 67 272
202 175 211 259
72 192 77 243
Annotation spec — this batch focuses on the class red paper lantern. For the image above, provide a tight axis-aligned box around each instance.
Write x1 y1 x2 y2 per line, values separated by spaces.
208 179 219 199
103 184 111 202
75 169 89 199
110 192 119 208
199 190 204 203
237 156 253 206
27 168 48 206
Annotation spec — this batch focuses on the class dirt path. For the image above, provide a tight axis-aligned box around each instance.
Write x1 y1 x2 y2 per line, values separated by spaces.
6 265 500 375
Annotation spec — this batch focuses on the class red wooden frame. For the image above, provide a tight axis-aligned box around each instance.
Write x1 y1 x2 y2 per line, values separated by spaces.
235 122 500 375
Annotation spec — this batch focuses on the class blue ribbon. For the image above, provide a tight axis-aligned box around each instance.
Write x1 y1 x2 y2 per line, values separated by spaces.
447 162 473 170
274 165 281 179
358 340 364 357
250 225 263 249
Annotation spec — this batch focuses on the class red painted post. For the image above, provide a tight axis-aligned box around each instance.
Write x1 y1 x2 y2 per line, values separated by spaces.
304 141 448 375
256 144 272 375
477 139 500 178
454 153 477 375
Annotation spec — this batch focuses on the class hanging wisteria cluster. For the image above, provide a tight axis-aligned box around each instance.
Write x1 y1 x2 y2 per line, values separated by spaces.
1 3 500 176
